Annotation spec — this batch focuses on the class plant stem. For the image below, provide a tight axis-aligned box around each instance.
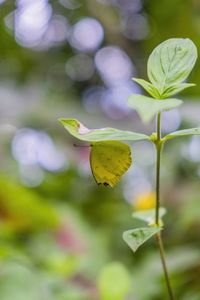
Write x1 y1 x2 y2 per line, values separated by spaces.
155 112 175 300
155 112 161 225
156 233 175 300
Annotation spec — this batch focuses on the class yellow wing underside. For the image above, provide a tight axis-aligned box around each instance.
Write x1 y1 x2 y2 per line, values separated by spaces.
90 141 132 187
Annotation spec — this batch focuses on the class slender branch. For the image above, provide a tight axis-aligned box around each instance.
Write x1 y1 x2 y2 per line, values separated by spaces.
155 112 161 224
155 112 175 300
157 112 161 141
156 233 175 300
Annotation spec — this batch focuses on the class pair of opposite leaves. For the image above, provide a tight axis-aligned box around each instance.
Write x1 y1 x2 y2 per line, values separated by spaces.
89 141 132 187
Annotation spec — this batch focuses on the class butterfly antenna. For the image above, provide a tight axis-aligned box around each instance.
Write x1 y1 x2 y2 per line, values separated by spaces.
73 143 90 148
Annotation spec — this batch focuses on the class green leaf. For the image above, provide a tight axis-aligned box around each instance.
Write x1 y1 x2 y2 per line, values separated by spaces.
147 38 197 97
123 227 161 252
128 94 182 123
161 83 195 98
59 118 150 142
98 262 131 300
132 77 161 98
132 207 166 225
165 128 200 141
133 79 195 100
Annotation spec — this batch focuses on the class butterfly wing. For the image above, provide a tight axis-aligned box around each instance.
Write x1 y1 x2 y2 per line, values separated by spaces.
90 141 132 187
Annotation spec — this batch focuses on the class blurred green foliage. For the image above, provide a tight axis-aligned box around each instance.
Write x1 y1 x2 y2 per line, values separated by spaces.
0 176 58 235
97 262 131 300
0 0 200 299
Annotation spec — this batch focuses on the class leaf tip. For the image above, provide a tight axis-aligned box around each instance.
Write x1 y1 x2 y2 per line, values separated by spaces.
132 77 137 82
58 118 65 125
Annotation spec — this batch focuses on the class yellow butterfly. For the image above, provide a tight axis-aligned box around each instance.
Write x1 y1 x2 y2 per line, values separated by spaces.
90 141 132 187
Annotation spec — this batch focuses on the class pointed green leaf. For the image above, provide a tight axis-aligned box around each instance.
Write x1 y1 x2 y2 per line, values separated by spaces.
132 77 161 98
123 227 161 252
165 128 200 141
161 83 195 98
59 118 150 142
133 79 195 99
128 94 182 123
147 38 197 97
98 262 131 300
132 207 166 225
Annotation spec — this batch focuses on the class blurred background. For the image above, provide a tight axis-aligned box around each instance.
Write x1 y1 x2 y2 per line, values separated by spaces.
0 0 200 299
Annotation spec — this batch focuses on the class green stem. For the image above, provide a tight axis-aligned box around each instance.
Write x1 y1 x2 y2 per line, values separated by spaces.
155 112 161 225
155 112 175 300
156 233 175 300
